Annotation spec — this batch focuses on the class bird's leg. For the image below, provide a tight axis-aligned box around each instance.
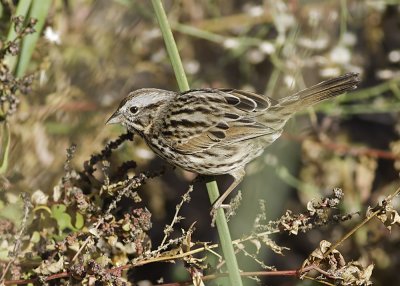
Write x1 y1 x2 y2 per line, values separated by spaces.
210 168 245 216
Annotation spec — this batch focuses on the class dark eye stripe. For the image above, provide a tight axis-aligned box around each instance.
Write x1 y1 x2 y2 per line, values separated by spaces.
145 103 162 110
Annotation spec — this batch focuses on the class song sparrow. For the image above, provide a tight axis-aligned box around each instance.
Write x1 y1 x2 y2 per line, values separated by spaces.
107 73 360 211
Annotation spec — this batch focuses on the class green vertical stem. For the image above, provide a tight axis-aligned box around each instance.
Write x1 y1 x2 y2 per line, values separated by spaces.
4 0 33 73
16 0 52 77
0 123 11 174
150 0 189 91
207 180 243 286
150 1 243 285
2 0 33 175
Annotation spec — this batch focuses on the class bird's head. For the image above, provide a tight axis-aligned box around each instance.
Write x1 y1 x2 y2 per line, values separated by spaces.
106 88 175 133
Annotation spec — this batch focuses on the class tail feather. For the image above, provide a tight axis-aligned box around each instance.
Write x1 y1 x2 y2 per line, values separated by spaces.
277 72 360 114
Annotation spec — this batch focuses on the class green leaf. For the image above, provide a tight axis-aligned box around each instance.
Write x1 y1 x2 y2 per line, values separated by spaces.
74 212 84 230
51 204 76 232
0 122 11 174
30 231 41 243
51 204 84 232
0 197 23 223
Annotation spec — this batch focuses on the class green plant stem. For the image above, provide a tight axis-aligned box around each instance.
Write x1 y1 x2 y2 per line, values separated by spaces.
150 1 243 285
0 123 11 174
4 0 33 73
150 0 189 91
207 180 243 286
16 0 52 77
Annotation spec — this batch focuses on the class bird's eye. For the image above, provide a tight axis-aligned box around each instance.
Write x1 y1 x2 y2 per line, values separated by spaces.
129 106 139 114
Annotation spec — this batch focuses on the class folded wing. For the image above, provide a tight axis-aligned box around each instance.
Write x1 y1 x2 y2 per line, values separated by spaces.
159 89 276 154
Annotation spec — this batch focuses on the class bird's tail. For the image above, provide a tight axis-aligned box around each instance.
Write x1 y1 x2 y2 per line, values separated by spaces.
276 72 360 116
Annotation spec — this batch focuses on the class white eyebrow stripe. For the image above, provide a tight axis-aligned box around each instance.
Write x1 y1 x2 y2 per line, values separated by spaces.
135 93 163 106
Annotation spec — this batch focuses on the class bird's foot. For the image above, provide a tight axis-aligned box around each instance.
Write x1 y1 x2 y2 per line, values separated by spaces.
210 204 231 227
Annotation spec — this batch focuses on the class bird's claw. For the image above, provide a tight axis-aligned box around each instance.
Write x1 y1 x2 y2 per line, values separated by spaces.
210 204 231 227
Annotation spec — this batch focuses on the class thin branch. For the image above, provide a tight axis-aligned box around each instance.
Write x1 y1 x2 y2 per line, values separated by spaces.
0 193 32 283
320 186 400 261
153 265 332 286
160 185 193 247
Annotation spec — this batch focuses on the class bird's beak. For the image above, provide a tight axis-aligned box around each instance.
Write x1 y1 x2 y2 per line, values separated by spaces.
106 110 122 125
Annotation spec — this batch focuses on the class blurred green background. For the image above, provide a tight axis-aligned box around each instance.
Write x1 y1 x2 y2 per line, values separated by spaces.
1 0 400 285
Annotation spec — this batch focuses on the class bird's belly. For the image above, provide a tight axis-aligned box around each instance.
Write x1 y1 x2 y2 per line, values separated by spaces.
147 138 264 175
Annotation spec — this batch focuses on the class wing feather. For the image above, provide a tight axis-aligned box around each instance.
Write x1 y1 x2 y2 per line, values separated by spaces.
157 89 274 154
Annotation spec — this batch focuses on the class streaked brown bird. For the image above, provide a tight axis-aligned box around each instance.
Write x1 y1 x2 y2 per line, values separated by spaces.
107 73 360 211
